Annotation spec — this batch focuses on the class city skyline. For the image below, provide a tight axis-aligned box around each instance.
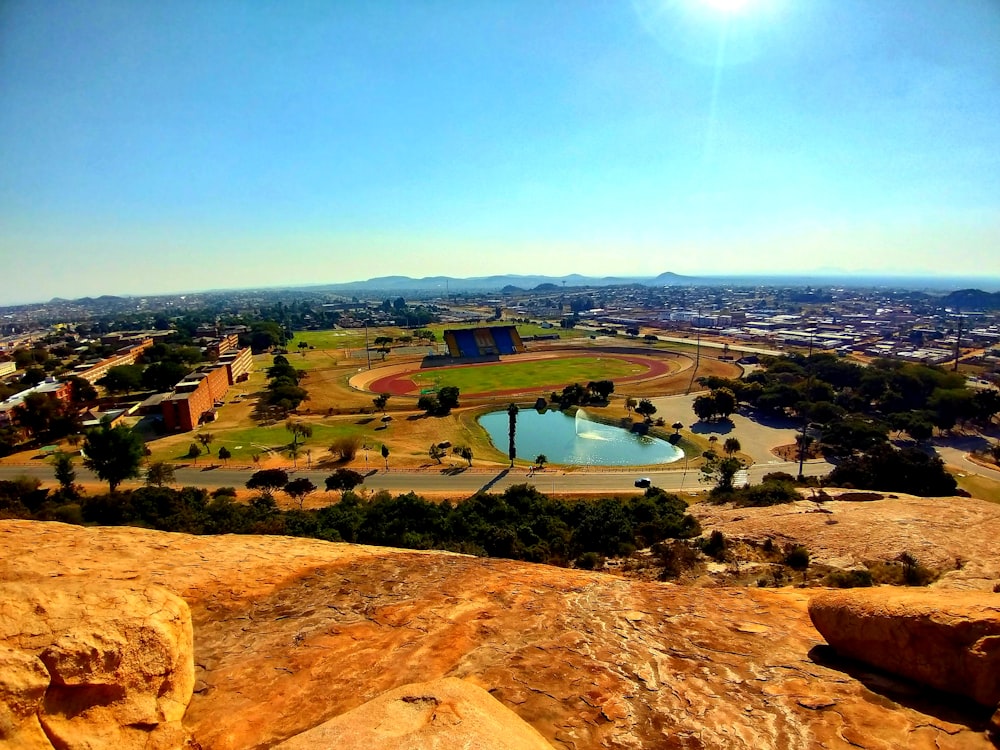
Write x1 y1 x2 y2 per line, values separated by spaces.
2 0 999 304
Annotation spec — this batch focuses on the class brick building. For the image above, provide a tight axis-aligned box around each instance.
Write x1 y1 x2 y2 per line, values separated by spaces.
218 347 253 384
160 348 253 431
75 339 153 384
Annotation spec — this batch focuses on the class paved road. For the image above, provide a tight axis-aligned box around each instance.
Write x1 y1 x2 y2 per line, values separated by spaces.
0 459 830 496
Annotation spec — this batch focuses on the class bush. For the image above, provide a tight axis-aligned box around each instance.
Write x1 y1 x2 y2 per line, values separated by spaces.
700 530 728 561
823 569 873 588
762 471 796 484
784 545 810 570
330 435 361 461
655 540 701 579
575 551 605 570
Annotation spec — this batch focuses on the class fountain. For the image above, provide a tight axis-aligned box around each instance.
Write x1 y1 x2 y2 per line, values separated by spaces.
479 407 684 466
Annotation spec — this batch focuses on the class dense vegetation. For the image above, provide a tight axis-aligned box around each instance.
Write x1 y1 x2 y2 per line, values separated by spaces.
0 481 701 567
697 353 997 496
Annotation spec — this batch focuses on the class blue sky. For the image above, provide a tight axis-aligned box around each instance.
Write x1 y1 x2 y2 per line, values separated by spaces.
1 0 999 303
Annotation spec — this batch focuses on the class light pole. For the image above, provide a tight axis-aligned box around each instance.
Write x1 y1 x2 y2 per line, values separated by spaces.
364 318 372 370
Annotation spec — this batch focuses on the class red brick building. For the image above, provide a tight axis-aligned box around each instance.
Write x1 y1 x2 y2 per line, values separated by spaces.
161 365 230 432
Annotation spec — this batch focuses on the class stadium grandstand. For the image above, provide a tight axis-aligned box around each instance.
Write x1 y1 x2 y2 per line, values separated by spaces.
443 325 526 358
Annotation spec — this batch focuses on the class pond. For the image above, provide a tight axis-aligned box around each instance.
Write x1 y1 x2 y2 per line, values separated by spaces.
477 407 685 467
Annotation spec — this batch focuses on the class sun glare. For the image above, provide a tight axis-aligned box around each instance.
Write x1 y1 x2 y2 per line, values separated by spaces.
700 0 753 13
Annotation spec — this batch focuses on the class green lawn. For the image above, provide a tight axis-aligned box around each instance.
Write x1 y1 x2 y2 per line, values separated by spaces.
411 356 645 394
147 420 384 465
954 471 1000 504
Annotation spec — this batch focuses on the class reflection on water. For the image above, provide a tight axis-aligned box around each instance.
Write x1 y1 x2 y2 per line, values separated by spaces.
479 407 684 467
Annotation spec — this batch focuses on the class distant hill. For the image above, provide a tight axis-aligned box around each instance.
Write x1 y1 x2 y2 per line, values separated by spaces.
317 272 697 293
942 289 1000 311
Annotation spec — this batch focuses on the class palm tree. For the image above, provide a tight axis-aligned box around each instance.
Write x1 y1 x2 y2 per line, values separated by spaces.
507 403 519 467
796 434 814 479
724 437 741 456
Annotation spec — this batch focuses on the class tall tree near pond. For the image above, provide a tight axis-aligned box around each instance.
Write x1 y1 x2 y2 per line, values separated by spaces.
507 403 519 467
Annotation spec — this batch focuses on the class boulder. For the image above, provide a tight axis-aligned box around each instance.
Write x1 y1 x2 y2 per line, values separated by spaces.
273 678 555 750
0 580 194 750
809 588 1000 707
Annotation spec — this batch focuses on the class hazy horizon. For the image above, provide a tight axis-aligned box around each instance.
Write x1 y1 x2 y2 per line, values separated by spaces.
2 1 999 303
4 270 1000 308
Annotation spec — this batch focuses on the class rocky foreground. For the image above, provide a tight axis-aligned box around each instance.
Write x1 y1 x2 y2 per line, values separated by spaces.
2 517 999 749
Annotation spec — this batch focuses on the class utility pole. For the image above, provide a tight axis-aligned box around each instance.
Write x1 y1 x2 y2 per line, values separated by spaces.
953 312 963 372
364 318 372 370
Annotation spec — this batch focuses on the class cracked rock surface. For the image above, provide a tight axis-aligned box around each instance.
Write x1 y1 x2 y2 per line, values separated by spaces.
1 519 996 750
0 578 194 750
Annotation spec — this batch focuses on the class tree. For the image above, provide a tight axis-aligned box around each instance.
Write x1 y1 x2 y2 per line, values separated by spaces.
588 380 615 403
217 446 232 465
381 444 390 470
52 451 77 498
713 388 737 419
67 376 97 405
197 432 215 455
417 394 439 415
373 393 390 413
141 361 190 392
13 393 66 441
246 468 289 497
625 397 637 414
671 421 684 435
325 468 364 495
145 461 176 487
636 399 657 422
96 364 144 395
437 386 460 413
187 443 202 463
535 454 547 469
82 421 144 493
701 455 744 494
284 477 317 510
429 443 444 463
286 419 313 450
796 433 814 479
460 446 473 467
724 437 741 456
692 394 716 422
507 403 519 467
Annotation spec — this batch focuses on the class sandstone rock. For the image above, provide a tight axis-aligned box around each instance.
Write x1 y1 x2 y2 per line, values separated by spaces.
809 588 1000 707
0 646 51 750
273 678 555 750
0 579 194 750
2 520 998 750
692 494 1000 590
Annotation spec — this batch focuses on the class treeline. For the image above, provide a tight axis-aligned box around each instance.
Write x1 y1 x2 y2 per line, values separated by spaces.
0 481 700 567
699 354 1000 441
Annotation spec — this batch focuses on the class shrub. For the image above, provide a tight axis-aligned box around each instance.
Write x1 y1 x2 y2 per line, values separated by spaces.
655 540 701 579
700 529 728 561
762 471 796 484
824 569 873 588
575 551 605 570
784 545 810 570
330 435 361 461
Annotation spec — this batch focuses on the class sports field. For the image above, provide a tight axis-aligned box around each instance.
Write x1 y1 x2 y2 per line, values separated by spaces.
411 356 645 394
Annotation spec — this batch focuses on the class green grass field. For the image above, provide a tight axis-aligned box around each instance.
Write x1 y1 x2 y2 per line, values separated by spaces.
954 471 1000 504
147 420 381 465
411 356 645 394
